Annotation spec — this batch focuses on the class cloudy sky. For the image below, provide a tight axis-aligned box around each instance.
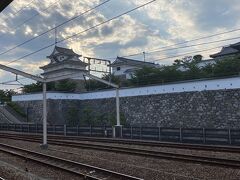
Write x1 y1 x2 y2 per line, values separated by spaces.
0 0 240 90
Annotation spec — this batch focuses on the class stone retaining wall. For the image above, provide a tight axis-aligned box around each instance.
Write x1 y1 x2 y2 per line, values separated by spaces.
15 89 240 128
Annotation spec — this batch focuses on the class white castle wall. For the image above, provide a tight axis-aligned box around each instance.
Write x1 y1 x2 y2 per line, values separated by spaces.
12 76 240 101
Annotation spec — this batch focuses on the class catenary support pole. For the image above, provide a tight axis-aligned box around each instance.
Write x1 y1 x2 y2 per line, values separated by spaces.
116 88 120 126
115 88 122 138
41 82 48 149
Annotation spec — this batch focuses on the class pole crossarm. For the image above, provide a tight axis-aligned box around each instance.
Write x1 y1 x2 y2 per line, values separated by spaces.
84 73 119 88
83 73 121 128
0 63 121 140
0 64 119 88
0 64 44 82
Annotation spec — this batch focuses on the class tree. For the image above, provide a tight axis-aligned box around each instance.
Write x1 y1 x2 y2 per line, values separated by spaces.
22 82 42 93
66 107 79 126
85 74 120 91
182 63 202 80
0 89 16 103
22 80 76 93
213 55 240 77
130 65 183 86
173 59 182 66
81 107 95 126
201 64 214 78
55 80 77 92
193 54 203 63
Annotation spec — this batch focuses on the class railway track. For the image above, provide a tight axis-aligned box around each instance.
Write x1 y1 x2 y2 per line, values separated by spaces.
1 132 240 154
0 142 143 180
48 135 240 153
1 133 240 169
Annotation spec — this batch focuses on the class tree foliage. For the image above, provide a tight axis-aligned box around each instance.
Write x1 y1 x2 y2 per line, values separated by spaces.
55 80 77 92
130 55 240 86
0 89 16 103
212 56 240 77
79 107 127 126
85 74 121 91
22 82 43 93
21 55 240 92
22 80 77 93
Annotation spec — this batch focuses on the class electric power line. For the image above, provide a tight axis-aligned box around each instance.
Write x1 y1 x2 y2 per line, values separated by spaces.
152 46 223 62
5 0 157 65
58 0 157 44
1 0 37 23
1 45 222 85
128 37 240 58
0 0 112 57
0 83 23 86
104 27 240 59
83 36 240 63
0 0 61 39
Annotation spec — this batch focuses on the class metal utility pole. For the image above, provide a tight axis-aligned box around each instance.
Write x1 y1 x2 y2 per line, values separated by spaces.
84 73 122 138
0 64 48 147
116 88 120 126
42 82 47 148
54 28 57 45
143 51 146 62
0 63 122 144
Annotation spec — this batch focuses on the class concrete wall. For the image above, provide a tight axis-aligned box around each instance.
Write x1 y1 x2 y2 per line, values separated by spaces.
12 77 240 128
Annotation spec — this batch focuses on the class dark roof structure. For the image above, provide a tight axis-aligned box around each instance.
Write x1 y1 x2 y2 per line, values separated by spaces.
210 42 240 58
230 42 240 51
47 46 81 59
40 46 89 70
109 56 157 67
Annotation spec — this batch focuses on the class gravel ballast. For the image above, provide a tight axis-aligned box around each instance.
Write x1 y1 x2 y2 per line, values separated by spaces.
0 138 240 180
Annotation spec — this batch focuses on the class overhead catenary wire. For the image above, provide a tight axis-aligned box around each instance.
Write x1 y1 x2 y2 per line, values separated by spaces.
0 0 62 39
2 0 236 86
1 0 37 23
103 27 240 60
0 0 112 57
127 36 240 58
0 83 23 86
152 46 223 63
5 0 157 66
0 0 157 85
1 0 240 64
4 38 236 85
82 36 240 63
0 75 39 85
0 46 234 88
2 44 225 85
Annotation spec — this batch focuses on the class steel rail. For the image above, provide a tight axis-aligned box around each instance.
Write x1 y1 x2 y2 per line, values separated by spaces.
0 142 143 180
46 135 240 153
1 134 240 169
1 132 240 154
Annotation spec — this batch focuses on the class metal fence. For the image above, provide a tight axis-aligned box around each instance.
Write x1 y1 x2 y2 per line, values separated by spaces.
0 123 240 145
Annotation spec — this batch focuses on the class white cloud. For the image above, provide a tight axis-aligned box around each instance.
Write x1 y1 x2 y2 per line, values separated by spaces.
24 25 33 36
0 0 240 90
